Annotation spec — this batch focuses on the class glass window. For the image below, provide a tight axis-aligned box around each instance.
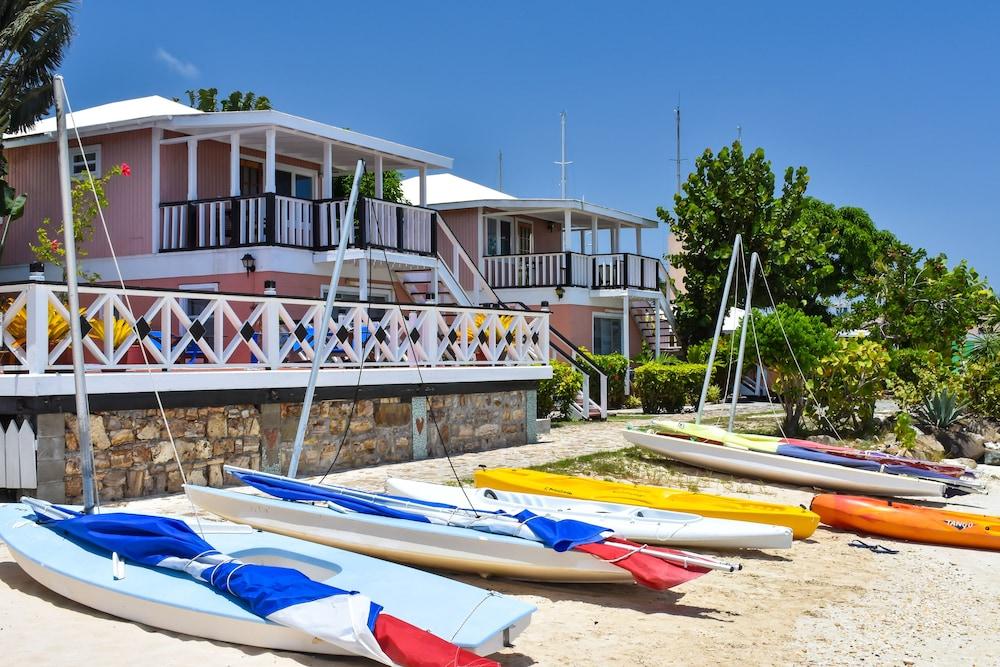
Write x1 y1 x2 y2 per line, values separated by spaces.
485 217 512 256
593 316 623 355
275 170 293 196
517 223 532 254
240 161 261 195
70 146 100 177
294 174 313 199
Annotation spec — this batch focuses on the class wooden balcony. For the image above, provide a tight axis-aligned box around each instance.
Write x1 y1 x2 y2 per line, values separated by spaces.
483 252 666 291
157 195 436 255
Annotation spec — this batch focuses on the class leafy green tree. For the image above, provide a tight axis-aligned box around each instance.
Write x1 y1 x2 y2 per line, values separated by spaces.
185 88 272 112
0 0 76 256
752 304 836 435
658 142 811 345
841 242 997 355
334 169 409 204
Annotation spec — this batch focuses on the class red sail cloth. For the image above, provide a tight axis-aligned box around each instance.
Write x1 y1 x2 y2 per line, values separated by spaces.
374 613 500 667
573 539 711 590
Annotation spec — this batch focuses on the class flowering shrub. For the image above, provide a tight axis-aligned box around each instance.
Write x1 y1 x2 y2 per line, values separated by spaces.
807 339 890 436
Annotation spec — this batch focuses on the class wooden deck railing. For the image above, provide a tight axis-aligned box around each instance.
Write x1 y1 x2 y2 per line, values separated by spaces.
483 252 666 290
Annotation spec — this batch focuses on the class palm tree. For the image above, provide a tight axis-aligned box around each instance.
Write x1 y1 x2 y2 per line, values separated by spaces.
0 0 75 239
0 0 76 135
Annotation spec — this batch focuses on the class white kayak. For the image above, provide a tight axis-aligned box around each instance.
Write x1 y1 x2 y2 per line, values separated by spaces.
384 477 793 550
0 500 533 658
624 429 950 497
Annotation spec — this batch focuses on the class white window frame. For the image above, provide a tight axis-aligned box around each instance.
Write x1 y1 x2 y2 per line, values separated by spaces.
70 145 101 178
592 312 625 355
485 215 514 256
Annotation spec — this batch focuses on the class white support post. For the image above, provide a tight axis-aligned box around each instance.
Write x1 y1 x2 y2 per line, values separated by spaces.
322 142 333 199
358 256 369 300
578 230 585 253
264 127 276 193
622 294 631 392
611 222 620 254
432 265 439 303
654 297 661 359
186 139 198 200
25 282 49 374
262 297 280 368
635 227 643 255
229 132 240 197
374 153 384 199
590 215 598 255
476 207 485 272
151 127 162 253
562 209 572 252
418 165 427 206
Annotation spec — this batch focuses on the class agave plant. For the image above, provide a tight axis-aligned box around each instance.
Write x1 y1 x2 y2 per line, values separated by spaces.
913 387 967 430
966 331 1000 361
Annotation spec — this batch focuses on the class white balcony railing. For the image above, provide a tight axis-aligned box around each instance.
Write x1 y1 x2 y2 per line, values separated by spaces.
483 252 665 290
0 283 550 374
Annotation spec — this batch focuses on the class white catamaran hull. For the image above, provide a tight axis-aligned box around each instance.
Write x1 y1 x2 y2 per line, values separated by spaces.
624 429 948 497
0 503 532 656
186 485 639 584
384 477 793 550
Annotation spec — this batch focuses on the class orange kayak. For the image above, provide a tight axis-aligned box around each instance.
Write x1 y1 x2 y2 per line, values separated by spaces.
811 494 1000 551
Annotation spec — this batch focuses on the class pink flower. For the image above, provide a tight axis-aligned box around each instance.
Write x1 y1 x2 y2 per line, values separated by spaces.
121 163 131 177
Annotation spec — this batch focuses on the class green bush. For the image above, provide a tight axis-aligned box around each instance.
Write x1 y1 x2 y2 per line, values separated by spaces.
583 352 630 409
537 360 584 419
706 384 722 403
890 348 965 411
807 339 891 436
966 358 1000 419
914 387 967 429
893 412 917 452
632 361 708 414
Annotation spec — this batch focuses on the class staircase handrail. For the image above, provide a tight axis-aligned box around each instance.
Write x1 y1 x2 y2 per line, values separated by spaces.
434 214 500 306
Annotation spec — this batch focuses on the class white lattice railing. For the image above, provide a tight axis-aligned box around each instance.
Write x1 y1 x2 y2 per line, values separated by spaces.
0 283 549 373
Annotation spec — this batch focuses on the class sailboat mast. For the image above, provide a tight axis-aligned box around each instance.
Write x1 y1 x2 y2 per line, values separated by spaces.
54 76 97 512
287 159 365 478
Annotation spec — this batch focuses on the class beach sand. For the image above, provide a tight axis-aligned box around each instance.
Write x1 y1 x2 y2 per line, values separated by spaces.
2 419 998 666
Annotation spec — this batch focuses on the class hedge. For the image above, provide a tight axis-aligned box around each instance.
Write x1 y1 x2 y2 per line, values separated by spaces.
537 360 584 419
632 361 708 414
582 352 630 409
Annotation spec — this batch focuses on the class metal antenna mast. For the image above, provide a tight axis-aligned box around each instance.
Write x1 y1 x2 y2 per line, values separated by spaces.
737 125 742 144
498 149 504 192
555 111 571 198
671 100 686 198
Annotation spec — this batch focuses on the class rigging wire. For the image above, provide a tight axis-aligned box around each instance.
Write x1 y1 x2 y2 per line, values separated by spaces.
65 86 202 528
314 194 481 514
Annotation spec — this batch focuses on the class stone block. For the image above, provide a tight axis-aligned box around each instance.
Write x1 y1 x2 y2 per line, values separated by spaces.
126 469 146 498
207 413 228 438
136 422 160 440
208 463 224 488
109 428 133 447
374 402 410 427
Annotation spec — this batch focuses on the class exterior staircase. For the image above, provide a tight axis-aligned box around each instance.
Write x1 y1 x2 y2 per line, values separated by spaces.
629 296 680 355
396 268 459 305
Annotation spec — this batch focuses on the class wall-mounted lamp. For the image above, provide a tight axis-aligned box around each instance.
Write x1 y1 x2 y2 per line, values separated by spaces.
241 253 256 275
28 262 45 282
547 222 555 233
554 286 565 300
263 279 277 296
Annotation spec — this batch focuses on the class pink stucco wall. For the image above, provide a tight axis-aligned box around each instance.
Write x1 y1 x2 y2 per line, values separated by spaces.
542 303 642 357
4 128 153 265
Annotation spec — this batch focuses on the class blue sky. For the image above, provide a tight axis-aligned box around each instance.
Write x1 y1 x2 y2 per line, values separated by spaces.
61 2 998 285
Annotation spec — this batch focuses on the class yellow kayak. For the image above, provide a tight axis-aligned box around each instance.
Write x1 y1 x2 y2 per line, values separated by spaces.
474 468 820 540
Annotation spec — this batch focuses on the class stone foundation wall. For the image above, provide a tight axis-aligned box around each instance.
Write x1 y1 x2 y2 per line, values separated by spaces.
54 389 529 503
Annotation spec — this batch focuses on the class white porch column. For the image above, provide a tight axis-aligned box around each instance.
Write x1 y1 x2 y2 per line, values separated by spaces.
418 165 427 206
621 294 630 362
611 222 620 254
562 209 572 252
476 207 484 271
229 132 240 197
374 153 384 198
358 257 369 300
578 230 585 253
321 142 333 198
654 297 661 359
186 139 198 200
264 127 276 193
635 227 643 255
590 215 598 254
151 127 161 253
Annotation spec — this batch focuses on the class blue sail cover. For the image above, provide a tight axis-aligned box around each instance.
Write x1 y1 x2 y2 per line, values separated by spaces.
231 470 609 552
37 507 393 664
774 445 958 482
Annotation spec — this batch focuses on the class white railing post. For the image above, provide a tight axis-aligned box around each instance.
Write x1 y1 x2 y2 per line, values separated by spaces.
262 296 280 368
25 282 49 373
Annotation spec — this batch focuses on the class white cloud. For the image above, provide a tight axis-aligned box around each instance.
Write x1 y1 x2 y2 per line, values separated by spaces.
155 47 199 79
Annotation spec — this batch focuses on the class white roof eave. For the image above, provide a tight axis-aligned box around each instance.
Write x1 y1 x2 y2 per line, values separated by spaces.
162 111 452 169
430 198 658 228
